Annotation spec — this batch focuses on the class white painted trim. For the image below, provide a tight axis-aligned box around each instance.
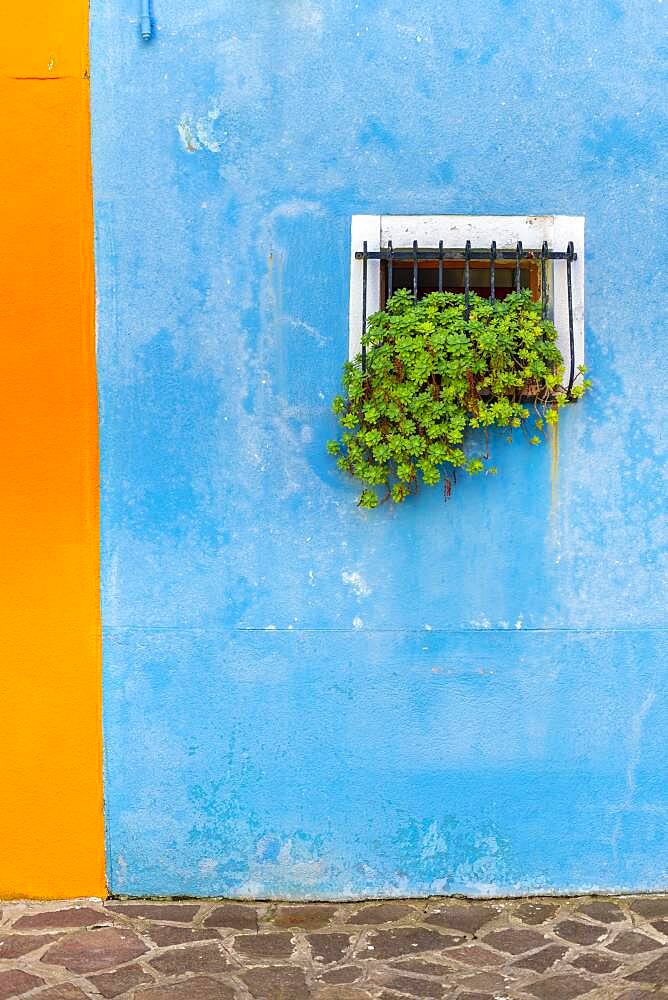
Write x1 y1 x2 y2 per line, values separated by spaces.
348 215 381 367
348 215 585 386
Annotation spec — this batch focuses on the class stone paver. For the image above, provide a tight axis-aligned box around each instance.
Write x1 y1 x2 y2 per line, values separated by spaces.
202 903 258 930
0 969 44 999
149 942 232 977
241 965 309 999
515 902 560 926
606 929 663 954
425 903 500 935
571 952 621 974
523 973 596 1000
625 949 668 984
41 927 148 974
482 927 550 953
576 900 625 924
0 934 61 960
346 904 417 926
554 920 607 946
275 905 338 930
144 924 218 947
232 931 295 959
14 909 110 932
0 894 666 997
307 933 353 964
34 987 91 999
88 963 153 997
140 977 234 1000
512 945 568 973
106 905 200 924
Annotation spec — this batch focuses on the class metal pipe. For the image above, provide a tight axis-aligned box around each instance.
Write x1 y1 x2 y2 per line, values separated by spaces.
464 240 471 321
489 240 496 303
141 0 152 40
361 241 368 372
541 241 548 319
412 240 418 303
387 240 393 299
566 242 575 395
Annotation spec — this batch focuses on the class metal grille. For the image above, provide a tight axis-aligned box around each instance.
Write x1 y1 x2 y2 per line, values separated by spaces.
355 240 577 393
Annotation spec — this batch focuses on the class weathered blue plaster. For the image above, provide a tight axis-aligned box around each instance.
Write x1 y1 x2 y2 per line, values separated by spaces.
90 0 668 896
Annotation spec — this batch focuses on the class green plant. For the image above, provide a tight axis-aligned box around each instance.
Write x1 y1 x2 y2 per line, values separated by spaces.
328 288 590 507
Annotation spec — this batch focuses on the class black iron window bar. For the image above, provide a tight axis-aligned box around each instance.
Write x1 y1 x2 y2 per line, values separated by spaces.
356 240 577 393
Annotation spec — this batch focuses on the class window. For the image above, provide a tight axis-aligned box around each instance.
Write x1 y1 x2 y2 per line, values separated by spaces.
349 215 585 389
381 257 539 306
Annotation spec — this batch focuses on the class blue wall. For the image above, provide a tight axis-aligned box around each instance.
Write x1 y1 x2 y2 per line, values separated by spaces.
91 0 667 897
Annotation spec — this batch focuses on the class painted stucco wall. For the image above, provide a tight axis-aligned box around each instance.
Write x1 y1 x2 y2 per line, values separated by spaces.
91 1 667 897
0 1 105 898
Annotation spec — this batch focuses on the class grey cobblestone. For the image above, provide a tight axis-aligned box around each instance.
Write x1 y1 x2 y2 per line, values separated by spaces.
0 894 665 998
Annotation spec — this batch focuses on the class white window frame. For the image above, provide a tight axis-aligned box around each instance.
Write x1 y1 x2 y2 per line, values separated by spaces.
348 215 585 385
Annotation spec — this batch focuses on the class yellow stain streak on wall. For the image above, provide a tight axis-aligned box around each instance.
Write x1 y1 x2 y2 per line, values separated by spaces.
0 2 105 897
549 422 560 515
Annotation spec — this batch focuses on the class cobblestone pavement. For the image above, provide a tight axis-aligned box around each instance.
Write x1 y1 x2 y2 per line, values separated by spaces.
0 896 667 999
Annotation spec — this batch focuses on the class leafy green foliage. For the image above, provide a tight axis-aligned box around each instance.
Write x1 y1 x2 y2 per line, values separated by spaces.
329 288 591 507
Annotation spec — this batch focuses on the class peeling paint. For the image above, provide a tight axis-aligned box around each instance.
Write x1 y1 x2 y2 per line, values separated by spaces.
341 570 371 598
177 114 199 153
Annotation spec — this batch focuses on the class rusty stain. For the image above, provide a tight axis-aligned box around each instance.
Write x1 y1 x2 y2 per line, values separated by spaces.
549 421 559 512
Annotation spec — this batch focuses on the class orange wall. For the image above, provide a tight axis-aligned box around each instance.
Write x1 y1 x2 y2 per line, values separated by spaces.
0 3 105 897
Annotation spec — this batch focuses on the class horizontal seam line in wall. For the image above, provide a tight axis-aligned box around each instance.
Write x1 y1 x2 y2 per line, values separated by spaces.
102 625 668 634
3 75 86 81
